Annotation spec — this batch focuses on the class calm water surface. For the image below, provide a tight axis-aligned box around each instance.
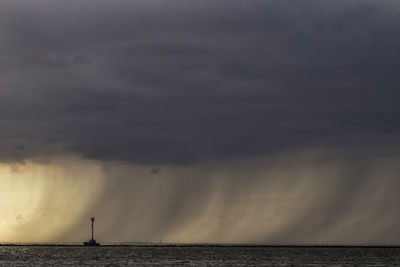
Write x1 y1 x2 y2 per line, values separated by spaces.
0 246 399 266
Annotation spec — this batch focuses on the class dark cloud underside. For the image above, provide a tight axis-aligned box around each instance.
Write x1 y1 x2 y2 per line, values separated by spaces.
1 0 400 163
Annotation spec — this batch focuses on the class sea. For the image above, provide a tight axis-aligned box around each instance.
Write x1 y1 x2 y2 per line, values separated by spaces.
0 245 399 266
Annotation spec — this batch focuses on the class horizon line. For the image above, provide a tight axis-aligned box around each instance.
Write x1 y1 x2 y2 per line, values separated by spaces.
0 242 399 248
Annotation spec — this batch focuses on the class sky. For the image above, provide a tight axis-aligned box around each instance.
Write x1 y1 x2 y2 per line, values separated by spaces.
0 0 399 244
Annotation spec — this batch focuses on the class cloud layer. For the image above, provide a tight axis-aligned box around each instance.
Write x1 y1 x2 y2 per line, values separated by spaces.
0 0 399 164
0 1 400 244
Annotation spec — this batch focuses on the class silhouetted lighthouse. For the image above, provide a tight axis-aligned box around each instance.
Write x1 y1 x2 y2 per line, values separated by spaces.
83 217 100 246
91 217 95 240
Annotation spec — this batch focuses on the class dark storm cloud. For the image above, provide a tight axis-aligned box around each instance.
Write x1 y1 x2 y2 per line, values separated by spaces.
1 0 400 164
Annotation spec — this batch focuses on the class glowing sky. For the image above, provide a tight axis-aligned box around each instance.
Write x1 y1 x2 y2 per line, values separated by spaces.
0 0 399 244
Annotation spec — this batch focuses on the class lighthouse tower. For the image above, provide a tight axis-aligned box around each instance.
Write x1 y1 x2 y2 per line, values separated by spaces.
83 217 100 246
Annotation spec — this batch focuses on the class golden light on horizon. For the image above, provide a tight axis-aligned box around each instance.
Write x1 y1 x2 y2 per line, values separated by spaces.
0 159 105 243
0 151 399 244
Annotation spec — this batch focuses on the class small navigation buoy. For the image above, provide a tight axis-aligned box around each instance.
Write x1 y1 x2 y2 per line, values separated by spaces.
83 217 100 246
